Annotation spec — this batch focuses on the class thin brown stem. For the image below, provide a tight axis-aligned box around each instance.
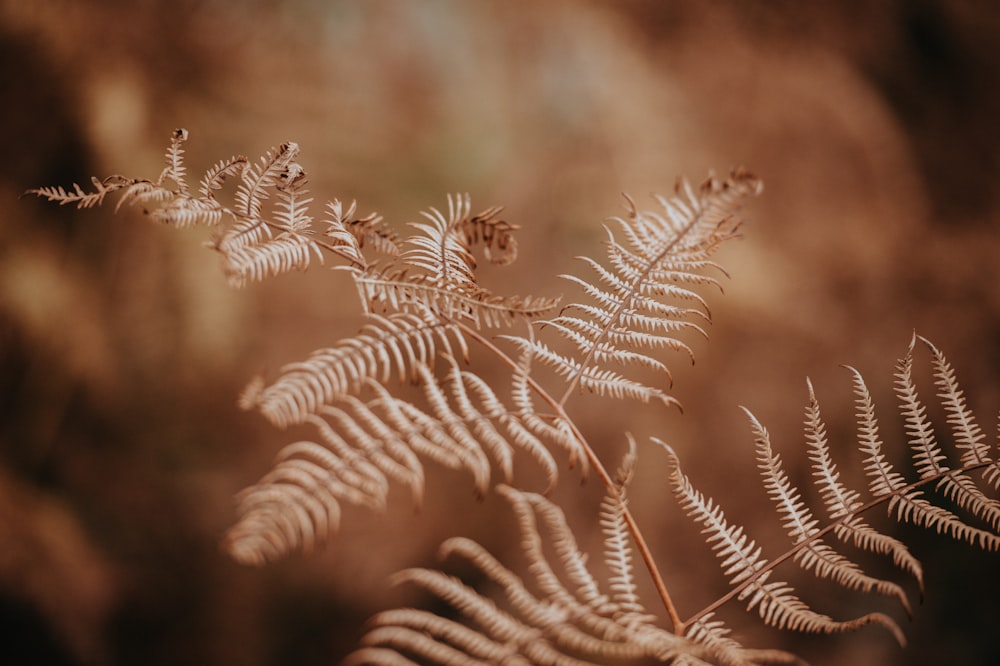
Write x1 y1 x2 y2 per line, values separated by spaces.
457 321 685 633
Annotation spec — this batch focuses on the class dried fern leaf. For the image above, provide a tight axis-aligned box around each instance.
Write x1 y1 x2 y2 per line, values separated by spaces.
351 193 556 328
349 485 728 665
669 337 1000 654
219 232 322 288
402 193 479 287
502 336 678 407
507 339 586 476
198 154 248 198
244 310 469 427
226 361 579 564
324 199 399 263
273 165 314 232
896 337 1000 532
147 195 226 227
662 441 906 646
803 379 925 592
513 169 760 409
459 203 518 266
599 435 647 618
29 129 373 277
234 141 300 218
212 155 326 286
353 265 560 328
350 484 779 666
27 175 137 209
849 365 1000 550
158 127 190 192
747 410 912 615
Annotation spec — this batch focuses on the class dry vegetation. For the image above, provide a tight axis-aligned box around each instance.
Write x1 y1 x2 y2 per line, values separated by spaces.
3 2 1000 665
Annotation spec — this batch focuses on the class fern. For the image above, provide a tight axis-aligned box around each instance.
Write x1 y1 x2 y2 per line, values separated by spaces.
30 130 1000 664
657 335 999 654
504 173 761 410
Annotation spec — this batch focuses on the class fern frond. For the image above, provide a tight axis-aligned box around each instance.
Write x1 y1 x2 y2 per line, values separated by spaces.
521 169 761 409
459 203 518 266
234 141 300 219
503 335 678 407
324 199 400 261
803 379 925 591
599 435 646 617
205 164 325 286
219 232 322 288
243 310 469 427
27 175 137 209
350 484 787 665
670 337 1000 654
849 365 1000 550
29 130 376 279
198 154 249 198
747 410 912 614
158 127 190 192
147 195 226 227
401 192 479 287
273 165 314 232
661 441 906 646
896 337 1000 532
508 339 586 473
353 265 560 328
344 193 556 329
351 482 801 665
226 362 579 564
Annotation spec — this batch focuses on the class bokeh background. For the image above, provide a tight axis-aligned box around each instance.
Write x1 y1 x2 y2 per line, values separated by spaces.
2 1 999 664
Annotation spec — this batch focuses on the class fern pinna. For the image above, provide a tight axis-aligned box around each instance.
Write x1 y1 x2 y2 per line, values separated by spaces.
30 130 1000 664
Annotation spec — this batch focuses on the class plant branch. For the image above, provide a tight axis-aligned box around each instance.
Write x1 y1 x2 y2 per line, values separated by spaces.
458 321 685 633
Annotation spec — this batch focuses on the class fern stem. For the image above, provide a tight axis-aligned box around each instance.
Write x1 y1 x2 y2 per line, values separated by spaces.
458 322 685 633
569 419 686 633
682 460 995 632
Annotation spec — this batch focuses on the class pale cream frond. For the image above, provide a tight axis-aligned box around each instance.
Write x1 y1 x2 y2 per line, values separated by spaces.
522 169 761 409
502 336 678 408
353 266 560 328
147 195 226 228
921 336 991 467
670 338 1000 654
198 154 249 198
245 311 468 427
402 193 478 287
662 441 906 646
599 436 646 618
273 167 314 232
509 339 586 475
29 130 372 280
27 175 136 209
747 410 912 614
848 366 1000 550
459 203 519 266
226 356 586 563
352 609 527 665
324 199 399 265
803 380 925 591
234 140 300 219
347 193 554 329
349 485 753 665
220 232 322 288
896 339 1000 532
158 127 190 193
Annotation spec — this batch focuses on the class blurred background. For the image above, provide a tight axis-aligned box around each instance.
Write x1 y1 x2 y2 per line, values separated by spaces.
2 1 999 664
